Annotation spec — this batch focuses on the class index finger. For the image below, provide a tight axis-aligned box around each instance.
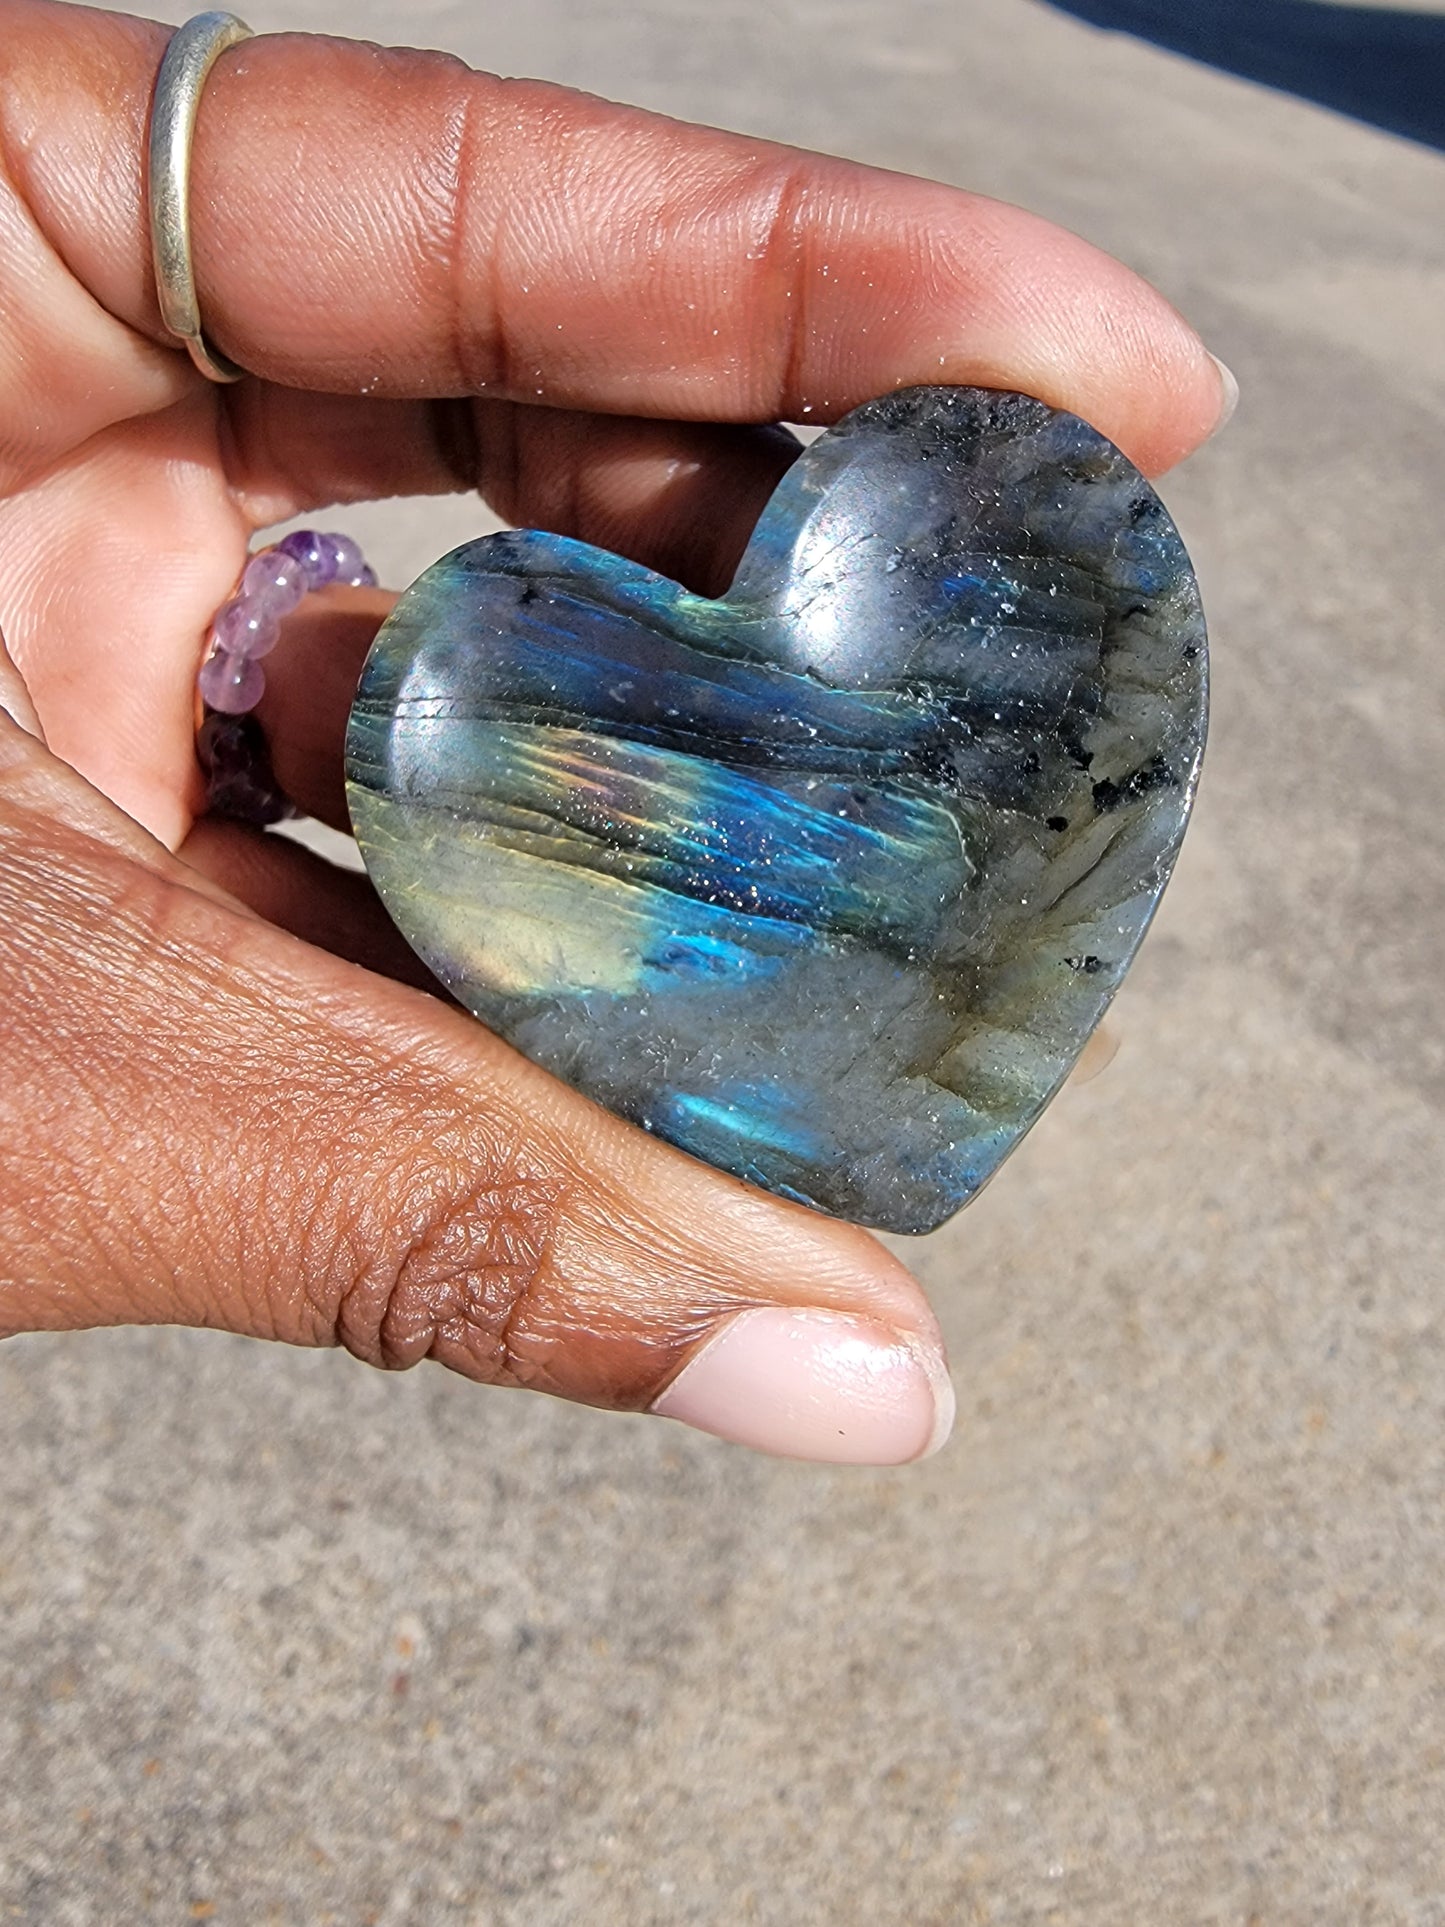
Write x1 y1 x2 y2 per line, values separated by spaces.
9 2 1227 473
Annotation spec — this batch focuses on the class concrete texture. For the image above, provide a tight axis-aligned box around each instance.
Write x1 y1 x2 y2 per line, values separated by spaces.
3 1 1443 1920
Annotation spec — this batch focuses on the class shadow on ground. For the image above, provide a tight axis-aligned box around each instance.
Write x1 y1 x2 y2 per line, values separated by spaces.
1040 0 1445 150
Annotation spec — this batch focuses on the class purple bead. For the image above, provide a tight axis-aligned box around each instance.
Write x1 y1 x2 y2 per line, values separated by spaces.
322 533 361 582
198 648 265 714
241 549 307 616
197 712 292 824
277 528 340 590
212 596 281 660
273 527 374 591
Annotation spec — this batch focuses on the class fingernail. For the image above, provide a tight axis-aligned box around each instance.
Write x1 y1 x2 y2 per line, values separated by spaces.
1208 353 1239 437
650 1306 955 1465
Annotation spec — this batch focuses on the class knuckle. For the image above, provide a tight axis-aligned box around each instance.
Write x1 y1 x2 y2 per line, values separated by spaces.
756 158 813 411
328 1130 564 1379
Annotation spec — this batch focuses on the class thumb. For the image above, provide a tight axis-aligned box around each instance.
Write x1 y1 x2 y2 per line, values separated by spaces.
0 698 953 1465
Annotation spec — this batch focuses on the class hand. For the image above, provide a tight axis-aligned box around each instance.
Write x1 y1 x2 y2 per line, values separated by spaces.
0 0 1230 1462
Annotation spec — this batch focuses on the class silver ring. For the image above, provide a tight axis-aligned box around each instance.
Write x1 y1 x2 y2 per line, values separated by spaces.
147 11 255 383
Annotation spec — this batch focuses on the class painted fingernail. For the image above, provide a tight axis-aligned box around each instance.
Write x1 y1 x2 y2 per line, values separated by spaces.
650 1306 955 1465
1208 353 1239 436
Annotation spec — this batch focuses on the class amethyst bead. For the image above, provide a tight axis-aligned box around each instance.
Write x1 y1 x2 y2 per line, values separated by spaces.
240 549 307 616
196 531 372 778
277 528 340 589
274 529 378 590
324 534 367 586
198 648 265 714
212 596 281 660
197 712 292 824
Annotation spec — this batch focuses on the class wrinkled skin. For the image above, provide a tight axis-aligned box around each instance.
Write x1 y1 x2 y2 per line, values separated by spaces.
0 0 1227 1451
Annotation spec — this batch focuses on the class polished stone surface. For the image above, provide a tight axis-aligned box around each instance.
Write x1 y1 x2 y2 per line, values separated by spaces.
347 387 1207 1231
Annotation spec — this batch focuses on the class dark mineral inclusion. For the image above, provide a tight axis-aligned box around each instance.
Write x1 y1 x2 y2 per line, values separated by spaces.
346 387 1208 1233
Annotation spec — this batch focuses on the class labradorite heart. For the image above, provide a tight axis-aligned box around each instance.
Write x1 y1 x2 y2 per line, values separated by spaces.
345 387 1207 1234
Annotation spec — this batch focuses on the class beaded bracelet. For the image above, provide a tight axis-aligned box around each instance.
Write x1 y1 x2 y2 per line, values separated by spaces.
196 528 375 824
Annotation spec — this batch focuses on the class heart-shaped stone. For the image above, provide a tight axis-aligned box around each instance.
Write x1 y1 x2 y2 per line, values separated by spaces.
345 387 1206 1234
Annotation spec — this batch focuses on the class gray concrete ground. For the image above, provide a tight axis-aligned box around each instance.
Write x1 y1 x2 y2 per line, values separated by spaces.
3 0 1444 1920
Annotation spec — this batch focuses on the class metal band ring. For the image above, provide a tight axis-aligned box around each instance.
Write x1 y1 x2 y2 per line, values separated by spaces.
147 11 255 383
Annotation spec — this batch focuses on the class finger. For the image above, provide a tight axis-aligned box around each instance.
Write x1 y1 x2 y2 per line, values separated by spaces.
9 3 1227 474
227 393 803 599
179 816 449 994
249 589 389 833
1068 1021 1120 1086
0 704 953 1465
